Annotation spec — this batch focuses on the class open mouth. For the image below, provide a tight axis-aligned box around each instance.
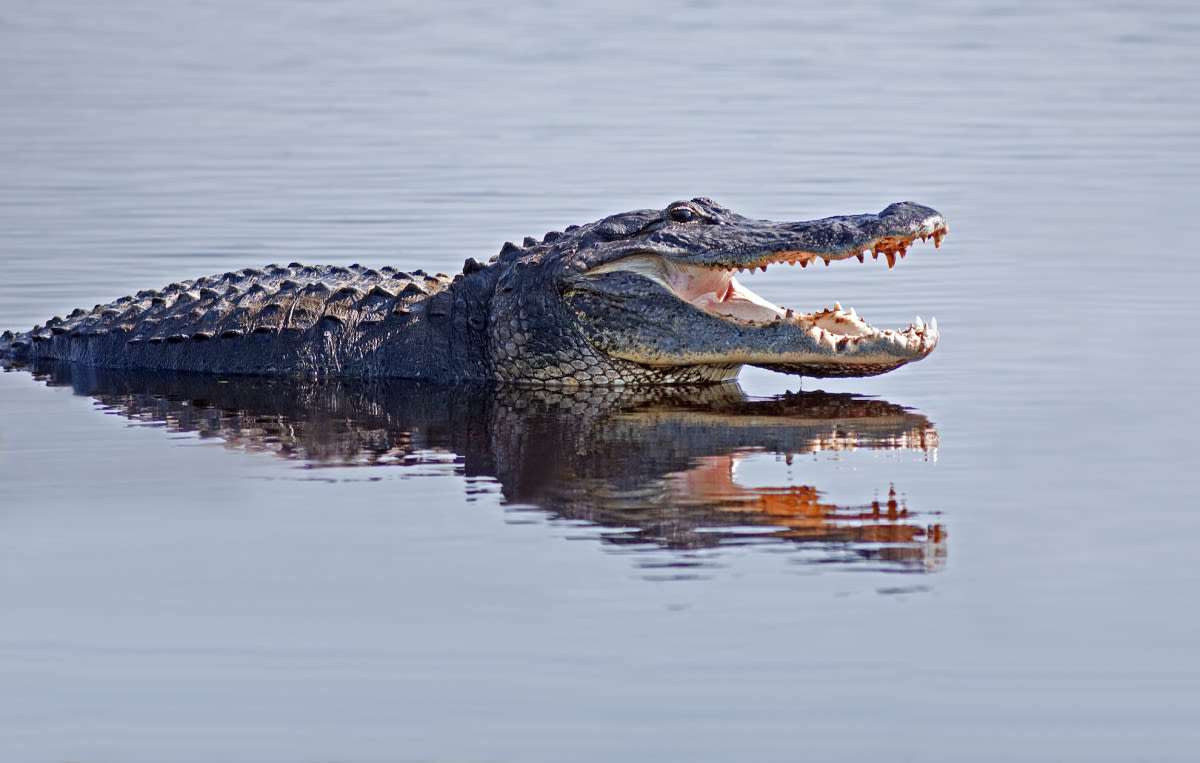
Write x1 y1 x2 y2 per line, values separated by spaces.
585 226 945 357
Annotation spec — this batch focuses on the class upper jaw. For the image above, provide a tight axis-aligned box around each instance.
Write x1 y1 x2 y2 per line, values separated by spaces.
618 201 949 270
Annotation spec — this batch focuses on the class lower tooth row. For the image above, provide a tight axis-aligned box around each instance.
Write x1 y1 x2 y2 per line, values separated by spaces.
779 310 939 352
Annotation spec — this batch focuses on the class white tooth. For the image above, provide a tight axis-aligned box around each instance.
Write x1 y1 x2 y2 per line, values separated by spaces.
930 317 938 334
915 316 924 330
834 301 843 312
848 306 856 317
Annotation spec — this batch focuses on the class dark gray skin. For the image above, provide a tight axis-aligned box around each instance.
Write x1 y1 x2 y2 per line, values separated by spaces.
1 198 948 385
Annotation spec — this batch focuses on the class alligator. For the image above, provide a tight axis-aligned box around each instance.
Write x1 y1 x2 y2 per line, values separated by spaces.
0 198 948 385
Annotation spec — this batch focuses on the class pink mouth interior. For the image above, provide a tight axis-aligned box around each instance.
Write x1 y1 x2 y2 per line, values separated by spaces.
668 265 785 322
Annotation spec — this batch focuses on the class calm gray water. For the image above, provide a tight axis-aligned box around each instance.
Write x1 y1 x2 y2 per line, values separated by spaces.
2 1 1199 761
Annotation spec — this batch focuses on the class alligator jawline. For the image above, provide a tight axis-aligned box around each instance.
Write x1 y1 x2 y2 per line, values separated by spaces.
585 251 940 355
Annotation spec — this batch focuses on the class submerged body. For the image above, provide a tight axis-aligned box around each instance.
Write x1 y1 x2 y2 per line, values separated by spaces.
1 199 948 385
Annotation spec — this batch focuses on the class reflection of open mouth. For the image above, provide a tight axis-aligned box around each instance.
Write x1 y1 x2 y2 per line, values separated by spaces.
668 456 945 574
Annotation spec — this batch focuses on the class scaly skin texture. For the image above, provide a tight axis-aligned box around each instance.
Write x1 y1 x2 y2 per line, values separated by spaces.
1 199 948 385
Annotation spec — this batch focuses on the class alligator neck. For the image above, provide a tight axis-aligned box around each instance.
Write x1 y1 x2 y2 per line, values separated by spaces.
365 264 498 382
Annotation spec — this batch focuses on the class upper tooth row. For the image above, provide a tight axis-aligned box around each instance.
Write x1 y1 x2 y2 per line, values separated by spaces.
738 239 930 272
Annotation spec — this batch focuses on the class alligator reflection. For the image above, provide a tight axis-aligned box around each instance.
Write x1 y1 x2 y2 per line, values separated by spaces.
27 361 945 574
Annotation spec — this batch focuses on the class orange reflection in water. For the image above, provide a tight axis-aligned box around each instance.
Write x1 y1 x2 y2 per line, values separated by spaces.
671 455 945 571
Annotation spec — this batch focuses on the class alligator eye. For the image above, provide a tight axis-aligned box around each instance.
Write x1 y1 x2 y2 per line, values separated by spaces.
668 206 697 223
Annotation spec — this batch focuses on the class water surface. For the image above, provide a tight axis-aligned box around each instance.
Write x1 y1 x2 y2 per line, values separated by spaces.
2 1 1198 761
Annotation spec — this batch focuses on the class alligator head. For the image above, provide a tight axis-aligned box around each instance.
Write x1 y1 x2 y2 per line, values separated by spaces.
490 198 947 385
